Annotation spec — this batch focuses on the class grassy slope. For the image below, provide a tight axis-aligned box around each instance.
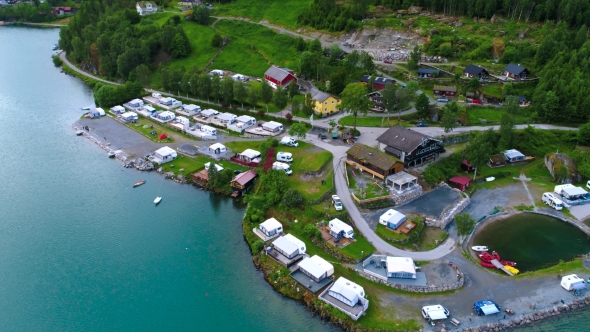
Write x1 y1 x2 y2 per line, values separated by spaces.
212 0 313 28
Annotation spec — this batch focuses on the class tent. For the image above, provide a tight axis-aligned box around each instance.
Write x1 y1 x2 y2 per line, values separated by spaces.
158 133 168 140
473 300 500 316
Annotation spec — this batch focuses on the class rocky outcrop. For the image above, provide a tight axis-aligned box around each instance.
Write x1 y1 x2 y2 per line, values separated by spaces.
545 153 581 184
123 158 154 171
391 185 422 205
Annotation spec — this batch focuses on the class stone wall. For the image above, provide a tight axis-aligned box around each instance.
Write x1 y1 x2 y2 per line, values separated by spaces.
436 132 471 145
424 185 470 229
391 185 423 205
353 267 464 293
459 296 590 332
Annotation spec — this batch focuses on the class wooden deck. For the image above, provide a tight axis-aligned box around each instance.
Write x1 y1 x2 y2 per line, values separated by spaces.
491 259 514 276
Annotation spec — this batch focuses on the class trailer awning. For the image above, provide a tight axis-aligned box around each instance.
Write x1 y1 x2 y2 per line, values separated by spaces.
428 310 448 320
481 304 500 315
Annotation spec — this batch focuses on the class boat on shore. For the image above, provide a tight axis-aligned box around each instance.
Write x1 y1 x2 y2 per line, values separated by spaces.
108 152 116 158
75 130 83 136
154 196 162 204
133 180 146 187
472 246 489 252
81 107 90 110
478 251 501 263
480 262 495 268
500 260 517 267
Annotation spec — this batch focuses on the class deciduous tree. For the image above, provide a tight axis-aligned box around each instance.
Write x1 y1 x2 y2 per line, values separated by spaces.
455 213 475 236
260 82 273 112
467 129 494 179
340 83 371 131
441 102 460 133
234 82 247 108
273 86 288 110
248 85 260 110
415 93 430 119
221 77 234 106
381 83 399 123
288 123 308 139
407 45 420 71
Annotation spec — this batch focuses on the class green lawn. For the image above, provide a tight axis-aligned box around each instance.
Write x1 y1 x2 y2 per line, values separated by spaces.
214 20 301 73
299 151 332 172
338 115 409 127
210 37 271 77
212 0 312 28
126 119 175 143
340 231 376 260
352 181 390 199
465 106 528 125
157 153 248 176
376 223 407 241
482 84 504 99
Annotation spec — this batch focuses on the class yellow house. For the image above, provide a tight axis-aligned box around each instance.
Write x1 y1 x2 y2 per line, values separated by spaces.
312 91 341 116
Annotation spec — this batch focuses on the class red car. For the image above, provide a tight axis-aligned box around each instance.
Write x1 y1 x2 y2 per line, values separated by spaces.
472 99 483 105
383 59 392 64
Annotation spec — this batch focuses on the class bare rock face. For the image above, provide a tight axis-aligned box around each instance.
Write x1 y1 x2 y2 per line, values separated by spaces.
545 153 581 184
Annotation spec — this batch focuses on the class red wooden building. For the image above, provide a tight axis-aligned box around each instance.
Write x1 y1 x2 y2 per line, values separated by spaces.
360 75 395 90
264 66 297 89
449 176 471 191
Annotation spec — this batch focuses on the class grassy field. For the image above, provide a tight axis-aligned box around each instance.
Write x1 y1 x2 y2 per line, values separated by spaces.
157 153 248 175
482 84 504 99
213 20 301 74
465 106 529 125
126 118 176 143
338 115 410 127
299 151 332 172
212 0 313 28
210 36 271 77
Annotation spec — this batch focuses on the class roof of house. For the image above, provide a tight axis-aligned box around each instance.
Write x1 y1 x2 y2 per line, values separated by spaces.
111 105 125 111
241 149 261 159
386 256 416 275
262 121 282 130
209 143 226 150
183 104 200 111
155 146 176 156
217 113 236 121
504 149 525 159
347 144 399 171
264 66 292 82
235 115 256 123
503 63 527 75
376 126 433 154
272 236 299 256
330 277 364 303
311 90 333 103
283 234 305 251
562 186 588 196
489 154 506 163
449 176 471 185
360 75 393 85
232 169 257 186
433 85 457 92
380 209 406 225
158 111 175 118
138 1 157 7
121 112 137 118
200 109 219 117
418 68 440 75
260 218 282 231
463 65 487 76
298 256 332 279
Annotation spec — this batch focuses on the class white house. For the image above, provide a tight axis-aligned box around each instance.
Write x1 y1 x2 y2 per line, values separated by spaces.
152 110 175 123
561 274 586 291
128 98 144 109
178 104 201 116
262 121 284 133
272 234 306 259
111 105 125 114
555 184 588 200
386 256 417 279
153 146 177 164
159 97 182 108
194 109 219 124
297 255 334 282
328 218 354 240
259 218 283 237
170 116 190 131
328 277 366 307
209 69 224 77
228 115 257 133
379 209 406 230
232 74 245 81
96 107 106 116
204 162 224 172
120 112 138 123
212 112 237 127
209 143 227 155
200 125 217 136
240 149 261 163
136 1 157 16
503 149 526 162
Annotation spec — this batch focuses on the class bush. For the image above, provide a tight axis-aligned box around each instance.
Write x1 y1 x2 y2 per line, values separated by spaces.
251 240 264 253
303 224 321 240
281 189 303 208
423 152 463 185
52 55 63 67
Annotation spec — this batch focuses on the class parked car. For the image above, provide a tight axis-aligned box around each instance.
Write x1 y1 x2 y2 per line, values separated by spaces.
383 59 392 64
472 99 483 105
437 98 449 103
332 195 343 211
416 122 428 127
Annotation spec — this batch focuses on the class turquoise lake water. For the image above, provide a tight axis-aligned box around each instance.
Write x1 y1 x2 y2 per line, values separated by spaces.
0 27 335 331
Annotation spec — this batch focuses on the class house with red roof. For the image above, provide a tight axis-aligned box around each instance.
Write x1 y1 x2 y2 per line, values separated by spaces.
264 66 297 89
231 170 258 196
53 7 74 16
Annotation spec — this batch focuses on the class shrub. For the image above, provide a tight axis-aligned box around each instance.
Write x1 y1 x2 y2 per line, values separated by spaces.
251 240 264 253
282 189 303 208
303 224 321 240
52 55 63 67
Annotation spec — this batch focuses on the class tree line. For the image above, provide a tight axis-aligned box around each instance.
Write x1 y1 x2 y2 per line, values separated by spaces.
58 0 191 82
298 0 369 32
0 1 71 22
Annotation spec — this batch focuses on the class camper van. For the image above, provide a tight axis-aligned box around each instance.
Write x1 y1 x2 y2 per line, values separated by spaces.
200 125 217 136
561 274 586 291
272 162 293 175
542 192 563 210
280 136 299 147
421 305 450 321
152 92 162 98
276 152 293 163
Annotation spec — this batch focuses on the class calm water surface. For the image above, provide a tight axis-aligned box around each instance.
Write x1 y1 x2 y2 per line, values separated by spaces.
473 213 590 272
0 27 335 331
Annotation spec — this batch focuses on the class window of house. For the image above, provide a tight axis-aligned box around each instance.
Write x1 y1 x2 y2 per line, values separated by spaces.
325 108 327 112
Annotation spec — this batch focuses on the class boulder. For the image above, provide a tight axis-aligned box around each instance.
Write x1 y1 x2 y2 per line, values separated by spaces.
545 153 581 183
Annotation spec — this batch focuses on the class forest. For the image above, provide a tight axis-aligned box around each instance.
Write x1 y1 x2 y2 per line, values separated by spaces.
0 1 72 22
58 0 191 80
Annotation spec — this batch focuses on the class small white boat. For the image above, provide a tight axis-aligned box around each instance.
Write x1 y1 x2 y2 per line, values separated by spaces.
81 107 90 110
154 197 162 204
486 177 495 182
472 246 489 252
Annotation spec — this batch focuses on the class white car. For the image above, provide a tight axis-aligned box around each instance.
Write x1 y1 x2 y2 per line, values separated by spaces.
331 195 343 211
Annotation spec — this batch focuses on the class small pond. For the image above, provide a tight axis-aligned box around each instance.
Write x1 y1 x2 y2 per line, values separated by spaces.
472 213 590 272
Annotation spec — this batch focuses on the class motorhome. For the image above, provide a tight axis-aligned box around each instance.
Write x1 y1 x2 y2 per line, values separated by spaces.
272 162 292 175
280 136 299 147
200 125 217 136
542 192 563 210
421 305 450 321
276 152 293 163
